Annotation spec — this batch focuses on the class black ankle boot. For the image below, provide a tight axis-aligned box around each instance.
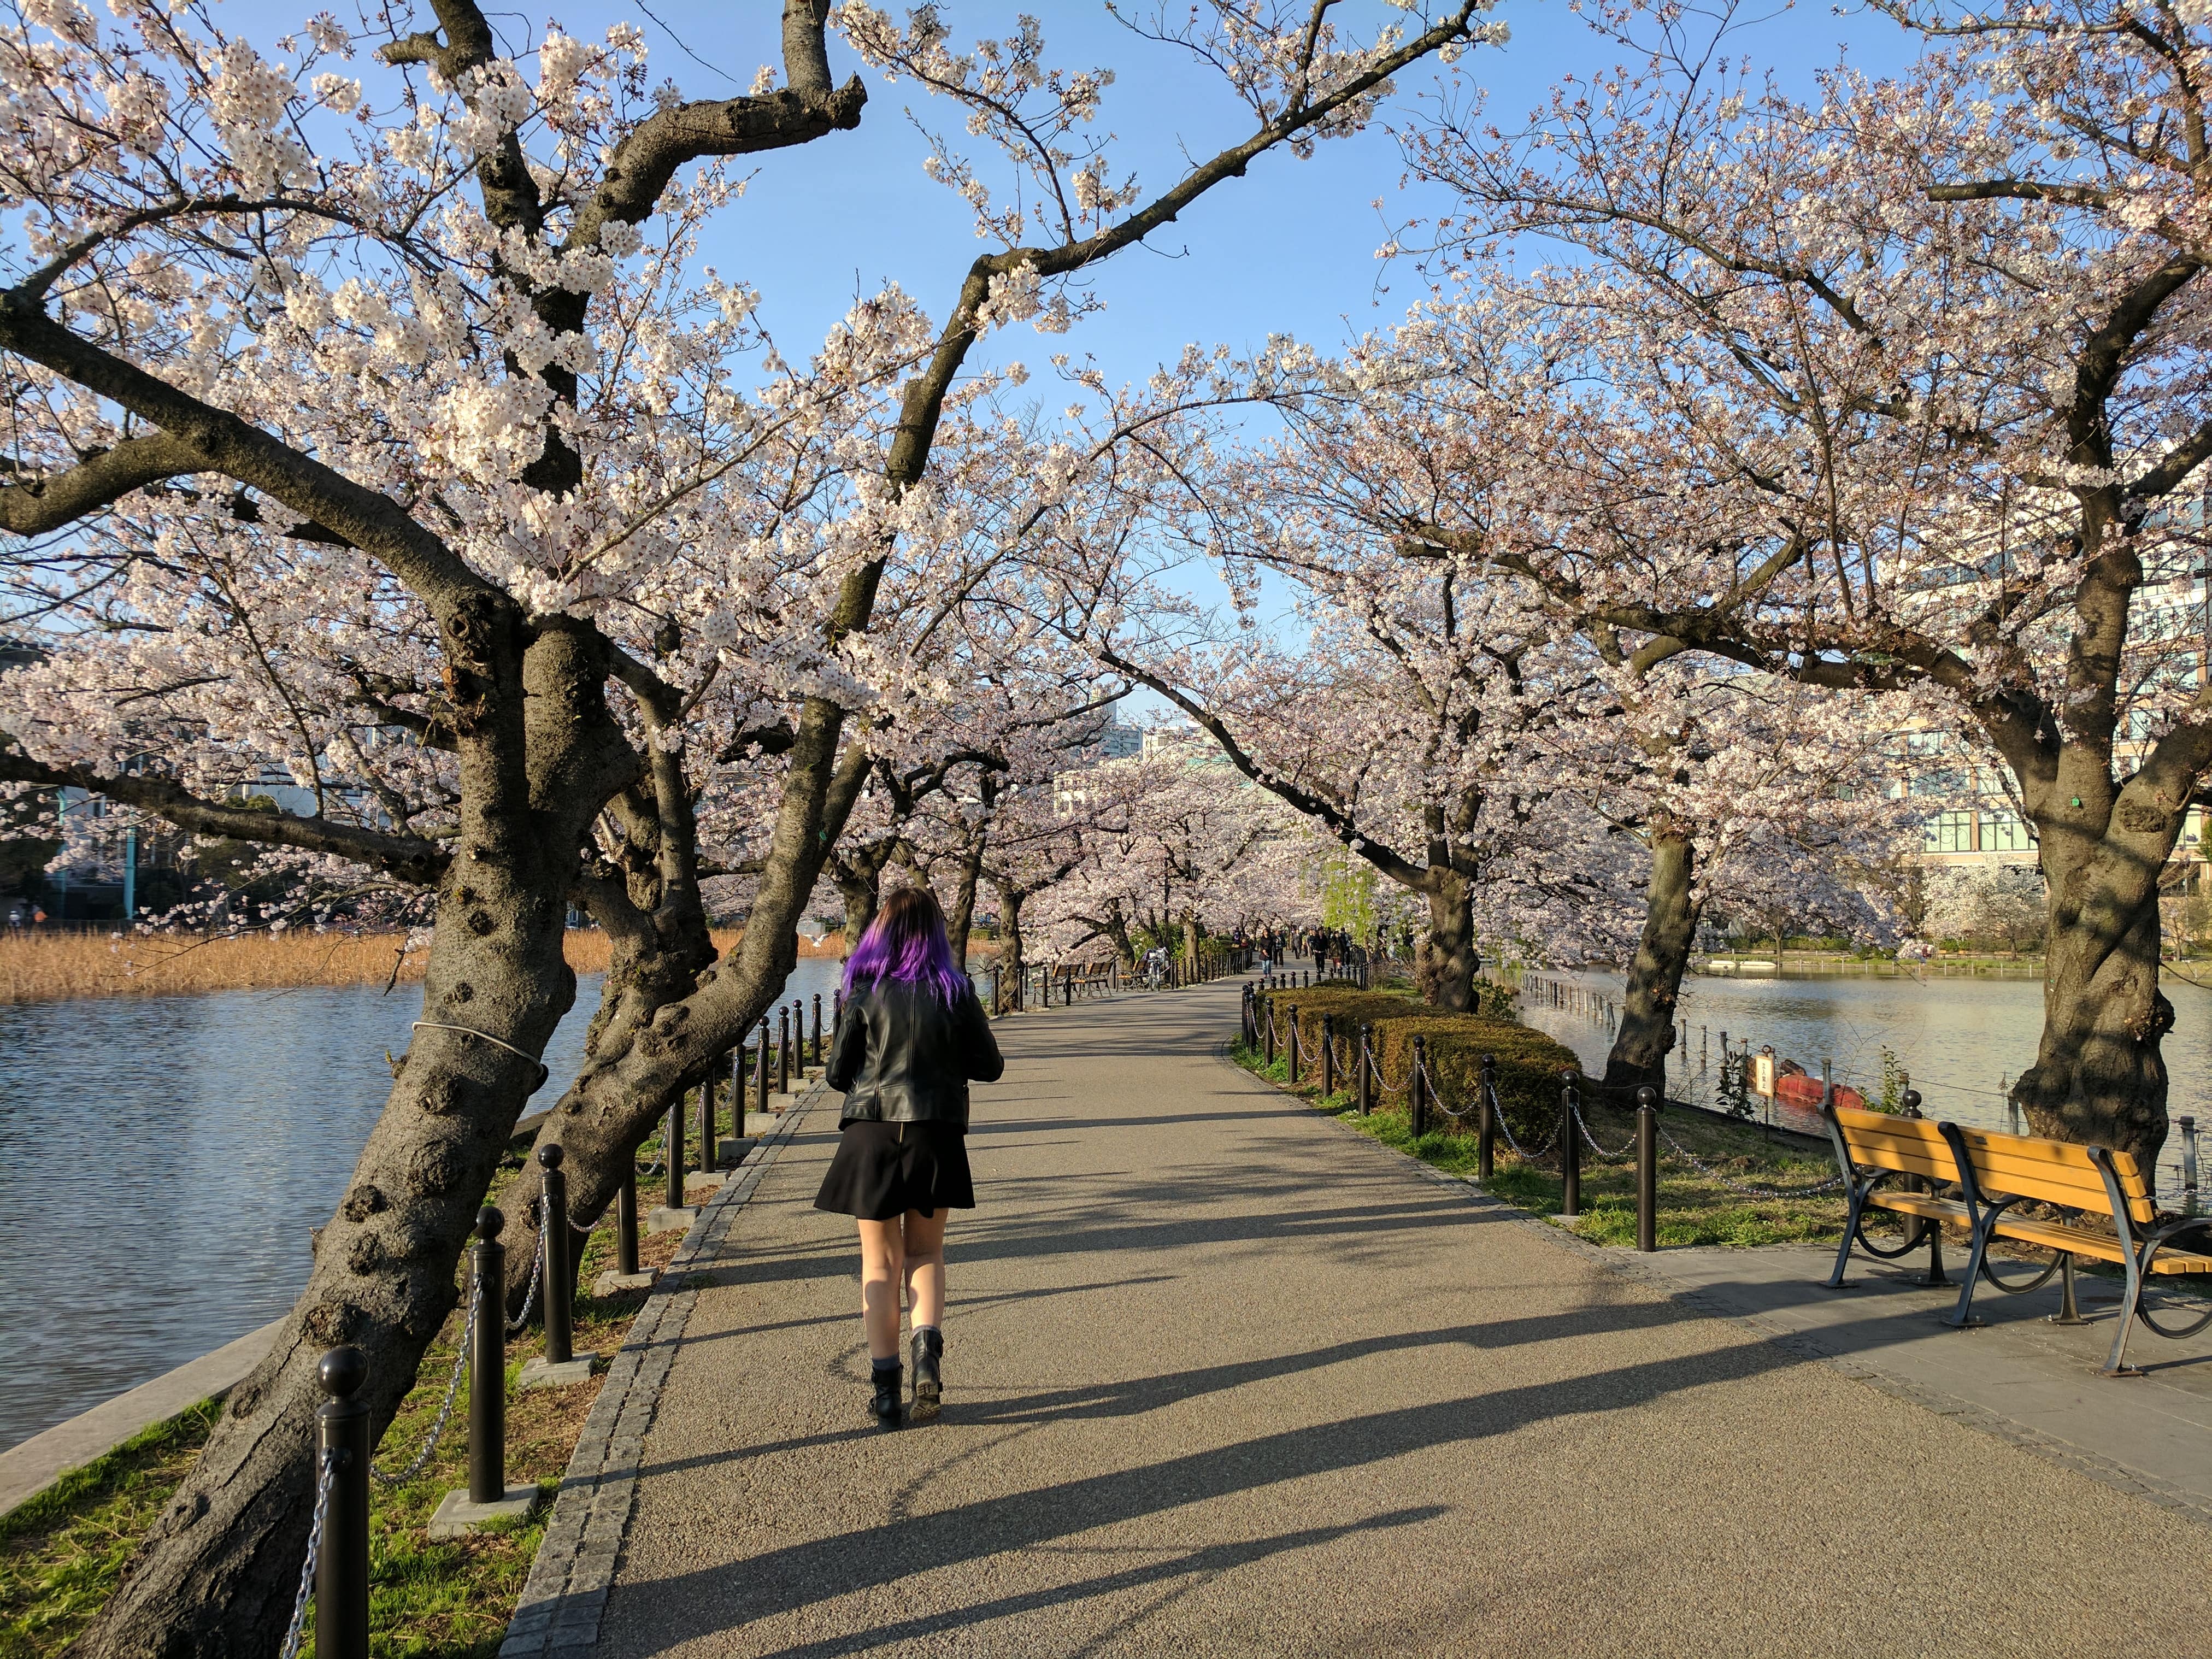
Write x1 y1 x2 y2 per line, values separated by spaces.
910 1327 943 1420
869 1360 904 1429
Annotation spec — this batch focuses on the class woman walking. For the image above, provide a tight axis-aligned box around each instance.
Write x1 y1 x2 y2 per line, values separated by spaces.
818 886 1003 1428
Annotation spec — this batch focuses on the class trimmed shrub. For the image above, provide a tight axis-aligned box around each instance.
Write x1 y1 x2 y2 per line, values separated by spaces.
1258 985 1576 1139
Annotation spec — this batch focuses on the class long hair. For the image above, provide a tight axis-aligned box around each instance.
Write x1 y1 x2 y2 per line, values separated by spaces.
843 885 970 1005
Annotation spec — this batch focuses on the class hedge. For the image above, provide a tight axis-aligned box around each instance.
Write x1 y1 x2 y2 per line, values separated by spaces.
1257 985 1577 1139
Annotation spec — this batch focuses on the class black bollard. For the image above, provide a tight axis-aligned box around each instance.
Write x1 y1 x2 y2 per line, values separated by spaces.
615 1157 639 1276
1321 1014 1336 1098
778 1007 791 1095
1358 1024 1373 1115
813 993 824 1068
1899 1089 1946 1284
1478 1054 1497 1183
467 1208 507 1503
1287 1005 1300 1084
755 1018 770 1116
663 1093 683 1210
1560 1074 1581 1218
315 1346 372 1659
538 1144 573 1366
697 1067 715 1178
1636 1086 1659 1254
792 999 806 1069
1263 996 1275 1064
1410 1034 1428 1137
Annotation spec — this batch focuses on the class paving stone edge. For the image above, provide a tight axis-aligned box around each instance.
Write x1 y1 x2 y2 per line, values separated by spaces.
1217 1029 2212 1533
497 1076 829 1659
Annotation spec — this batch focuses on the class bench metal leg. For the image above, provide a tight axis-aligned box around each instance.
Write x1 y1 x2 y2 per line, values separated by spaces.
1917 1216 1951 1288
2048 1254 2087 1326
1946 1219 1991 1328
1824 1187 1869 1289
2101 1252 2147 1377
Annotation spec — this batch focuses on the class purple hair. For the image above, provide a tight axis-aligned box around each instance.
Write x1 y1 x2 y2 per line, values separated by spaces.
844 886 970 1005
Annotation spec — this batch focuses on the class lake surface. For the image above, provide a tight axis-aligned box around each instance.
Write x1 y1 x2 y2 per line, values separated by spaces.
0 956 848 1452
1521 969 2212 1208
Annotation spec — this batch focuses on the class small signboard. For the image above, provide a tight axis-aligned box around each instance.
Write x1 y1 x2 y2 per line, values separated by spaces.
1752 1051 1776 1099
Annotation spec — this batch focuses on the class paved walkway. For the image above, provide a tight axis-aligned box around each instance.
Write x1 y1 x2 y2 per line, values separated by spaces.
592 981 2210 1656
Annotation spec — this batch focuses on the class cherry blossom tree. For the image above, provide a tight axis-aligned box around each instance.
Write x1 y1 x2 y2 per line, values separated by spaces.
1393 0 2212 1164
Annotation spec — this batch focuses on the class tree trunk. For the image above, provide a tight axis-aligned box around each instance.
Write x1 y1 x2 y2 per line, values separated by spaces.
998 884 1026 1010
833 847 885 952
1101 907 1137 971
1604 820 1701 1095
945 824 986 972
2012 837 2173 1174
81 618 630 1659
1179 910 1201 969
1415 872 1478 1010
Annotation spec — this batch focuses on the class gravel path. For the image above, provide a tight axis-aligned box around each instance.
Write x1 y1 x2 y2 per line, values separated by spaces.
595 980 2207 1656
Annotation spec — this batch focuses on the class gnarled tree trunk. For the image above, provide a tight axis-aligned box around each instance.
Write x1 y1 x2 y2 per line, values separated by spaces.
1415 870 1479 1010
2013 829 2174 1174
1604 817 1701 1096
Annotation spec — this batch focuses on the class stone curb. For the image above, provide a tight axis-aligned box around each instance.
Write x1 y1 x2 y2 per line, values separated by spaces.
498 1075 830 1659
1218 1032 2212 1533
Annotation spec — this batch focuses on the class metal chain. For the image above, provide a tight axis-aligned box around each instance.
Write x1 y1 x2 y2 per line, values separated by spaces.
1482 1081 1559 1160
1364 1048 1410 1099
1656 1123 1845 1198
372 1269 478 1487
505 1202 546 1337
278 1450 338 1659
1575 1107 1639 1161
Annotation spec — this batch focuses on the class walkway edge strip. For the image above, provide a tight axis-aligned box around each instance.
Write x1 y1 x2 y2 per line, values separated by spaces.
1217 1031 2212 1533
498 1076 830 1658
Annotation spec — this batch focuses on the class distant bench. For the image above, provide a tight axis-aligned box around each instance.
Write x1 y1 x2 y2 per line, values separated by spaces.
1822 1103 2212 1376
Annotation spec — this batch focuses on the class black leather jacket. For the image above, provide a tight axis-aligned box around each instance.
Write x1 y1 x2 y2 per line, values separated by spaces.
826 979 1003 1128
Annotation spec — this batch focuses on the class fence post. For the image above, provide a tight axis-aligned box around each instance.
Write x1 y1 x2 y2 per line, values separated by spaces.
1635 1086 1658 1254
538 1144 573 1366
697 1068 715 1178
1358 1025 1373 1116
467 1208 507 1503
813 993 824 1067
1321 1014 1335 1098
1287 1005 1300 1085
755 1018 770 1117
1560 1074 1581 1218
778 1007 791 1094
1899 1089 1945 1283
1263 995 1275 1065
615 1155 639 1276
315 1346 372 1659
2183 1115 2201 1217
1410 1035 1428 1137
663 1092 683 1211
1478 1054 1496 1183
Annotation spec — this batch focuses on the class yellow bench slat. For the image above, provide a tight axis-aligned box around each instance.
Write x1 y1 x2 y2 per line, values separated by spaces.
1988 1215 2212 1272
1950 1127 2155 1226
1865 1191 1969 1223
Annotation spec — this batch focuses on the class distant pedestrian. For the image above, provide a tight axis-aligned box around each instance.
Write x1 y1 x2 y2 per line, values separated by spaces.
818 886 1003 1429
30 905 46 927
5 904 19 929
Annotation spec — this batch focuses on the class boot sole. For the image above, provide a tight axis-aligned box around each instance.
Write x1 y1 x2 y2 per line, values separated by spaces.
911 1376 941 1421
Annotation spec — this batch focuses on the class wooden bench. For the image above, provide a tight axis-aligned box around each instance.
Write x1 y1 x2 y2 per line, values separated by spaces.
1825 1103 2212 1375
1821 1106 1970 1291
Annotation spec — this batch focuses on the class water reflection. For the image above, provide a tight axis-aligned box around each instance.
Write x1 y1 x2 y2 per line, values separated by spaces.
0 956 848 1451
1522 969 2212 1207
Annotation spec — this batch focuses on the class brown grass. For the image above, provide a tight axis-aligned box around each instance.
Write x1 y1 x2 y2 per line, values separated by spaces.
0 926 852 1005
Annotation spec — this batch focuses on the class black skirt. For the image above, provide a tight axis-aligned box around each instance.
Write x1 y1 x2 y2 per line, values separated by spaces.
814 1120 975 1220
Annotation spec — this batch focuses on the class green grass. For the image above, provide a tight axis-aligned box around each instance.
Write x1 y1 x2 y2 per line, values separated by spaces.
0 1399 222 1659
1 1155 680 1659
1232 1038 1853 1248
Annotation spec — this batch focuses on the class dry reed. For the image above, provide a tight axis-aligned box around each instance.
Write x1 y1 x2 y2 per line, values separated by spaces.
0 926 852 1005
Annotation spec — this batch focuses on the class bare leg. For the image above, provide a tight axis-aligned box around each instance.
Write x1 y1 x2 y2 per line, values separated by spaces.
856 1218 905 1360
902 1208 948 1329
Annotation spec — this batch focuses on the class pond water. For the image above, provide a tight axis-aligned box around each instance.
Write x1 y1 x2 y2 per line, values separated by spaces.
0 956 849 1452
1520 968 2212 1208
